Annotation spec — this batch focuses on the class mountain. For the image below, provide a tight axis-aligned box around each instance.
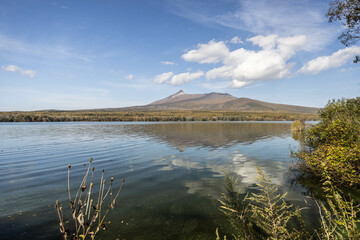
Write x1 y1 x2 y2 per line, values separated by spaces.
100 90 318 114
149 90 237 107
138 90 317 113
150 90 204 105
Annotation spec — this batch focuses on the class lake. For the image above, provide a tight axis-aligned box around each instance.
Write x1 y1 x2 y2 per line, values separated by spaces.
0 122 318 240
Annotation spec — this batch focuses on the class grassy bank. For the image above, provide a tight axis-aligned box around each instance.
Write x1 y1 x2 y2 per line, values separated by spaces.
0 110 319 122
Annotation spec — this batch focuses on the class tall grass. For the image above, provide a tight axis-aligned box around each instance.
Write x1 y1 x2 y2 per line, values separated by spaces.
314 179 360 240
54 158 125 240
218 168 359 240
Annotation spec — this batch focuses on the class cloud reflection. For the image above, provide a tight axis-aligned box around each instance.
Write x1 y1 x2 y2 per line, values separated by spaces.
157 150 289 196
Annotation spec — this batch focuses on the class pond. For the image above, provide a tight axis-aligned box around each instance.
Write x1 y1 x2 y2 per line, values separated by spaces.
0 122 318 239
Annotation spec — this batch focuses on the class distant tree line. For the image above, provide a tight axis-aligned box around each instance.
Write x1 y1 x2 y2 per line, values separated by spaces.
0 111 319 122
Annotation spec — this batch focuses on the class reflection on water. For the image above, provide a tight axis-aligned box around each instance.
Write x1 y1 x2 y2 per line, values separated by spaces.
0 122 310 239
129 122 291 149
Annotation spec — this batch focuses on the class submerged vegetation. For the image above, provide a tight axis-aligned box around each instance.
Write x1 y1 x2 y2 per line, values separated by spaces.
0 110 318 122
292 97 360 187
54 158 125 240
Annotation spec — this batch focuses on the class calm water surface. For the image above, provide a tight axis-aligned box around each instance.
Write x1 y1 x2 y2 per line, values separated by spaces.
0 122 315 240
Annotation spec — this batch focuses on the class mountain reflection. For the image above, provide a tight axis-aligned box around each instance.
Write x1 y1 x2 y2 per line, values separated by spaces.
129 122 291 149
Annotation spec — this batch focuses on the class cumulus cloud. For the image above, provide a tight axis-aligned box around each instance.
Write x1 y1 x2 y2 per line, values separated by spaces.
2 65 36 78
154 72 174 84
182 40 229 64
169 71 204 85
154 71 204 85
126 74 134 81
187 35 307 88
155 33 355 88
161 61 175 65
229 36 243 44
299 46 360 74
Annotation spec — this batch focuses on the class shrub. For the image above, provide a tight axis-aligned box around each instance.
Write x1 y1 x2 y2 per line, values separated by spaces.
293 98 360 186
291 120 306 132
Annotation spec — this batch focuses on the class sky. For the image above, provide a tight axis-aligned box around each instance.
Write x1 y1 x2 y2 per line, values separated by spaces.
0 0 359 111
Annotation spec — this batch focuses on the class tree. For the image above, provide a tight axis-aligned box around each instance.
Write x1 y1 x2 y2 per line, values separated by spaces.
327 0 360 62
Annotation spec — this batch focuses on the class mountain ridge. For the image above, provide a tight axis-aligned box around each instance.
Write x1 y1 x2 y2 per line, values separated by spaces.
113 90 318 114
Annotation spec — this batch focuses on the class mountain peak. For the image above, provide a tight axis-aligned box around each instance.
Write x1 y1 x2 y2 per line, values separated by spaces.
168 90 186 98
149 90 189 105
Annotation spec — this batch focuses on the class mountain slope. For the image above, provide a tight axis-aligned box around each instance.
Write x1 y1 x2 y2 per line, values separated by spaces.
141 90 318 113
150 90 204 105
99 90 318 114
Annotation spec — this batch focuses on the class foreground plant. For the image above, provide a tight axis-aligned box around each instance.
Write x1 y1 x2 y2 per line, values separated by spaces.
248 168 308 240
315 179 360 240
218 172 259 240
219 168 309 240
218 167 360 240
54 158 125 240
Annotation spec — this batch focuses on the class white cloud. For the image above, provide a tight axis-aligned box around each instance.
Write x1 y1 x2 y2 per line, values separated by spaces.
182 40 229 64
229 36 243 44
159 34 358 89
189 35 307 88
159 34 311 88
154 72 174 84
161 61 175 65
248 34 278 50
300 46 360 74
154 71 204 85
169 71 204 85
2 65 36 78
126 74 134 81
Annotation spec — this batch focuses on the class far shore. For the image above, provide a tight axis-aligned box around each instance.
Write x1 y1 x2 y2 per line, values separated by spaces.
0 110 319 122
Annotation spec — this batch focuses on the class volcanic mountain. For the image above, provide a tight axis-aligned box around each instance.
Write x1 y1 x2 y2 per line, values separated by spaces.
117 90 318 114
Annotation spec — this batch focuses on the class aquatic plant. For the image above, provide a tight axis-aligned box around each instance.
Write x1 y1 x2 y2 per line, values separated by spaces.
247 168 307 240
54 158 125 240
218 172 259 240
314 179 360 240
218 168 360 240
218 168 308 240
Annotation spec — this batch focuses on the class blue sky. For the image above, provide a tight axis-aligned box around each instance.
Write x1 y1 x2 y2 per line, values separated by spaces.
0 0 359 111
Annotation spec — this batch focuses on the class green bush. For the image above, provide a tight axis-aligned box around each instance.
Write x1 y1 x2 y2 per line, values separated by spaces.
291 120 306 132
293 98 360 186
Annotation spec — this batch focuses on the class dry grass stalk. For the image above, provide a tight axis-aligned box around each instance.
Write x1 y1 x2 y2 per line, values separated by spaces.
54 158 125 240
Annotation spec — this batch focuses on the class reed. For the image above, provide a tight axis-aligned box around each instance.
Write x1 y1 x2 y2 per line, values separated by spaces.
54 158 125 240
